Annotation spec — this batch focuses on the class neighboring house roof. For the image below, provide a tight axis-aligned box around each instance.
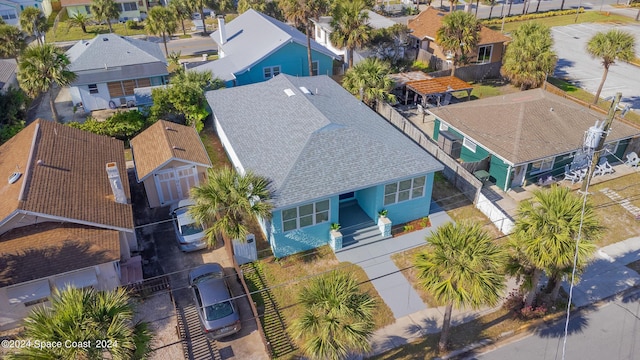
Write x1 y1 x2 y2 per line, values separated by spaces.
314 10 397 32
130 120 213 181
66 34 166 72
408 7 510 45
0 119 134 232
429 88 640 165
406 76 473 96
0 59 17 90
192 9 340 82
133 84 166 107
206 74 444 209
0 223 120 287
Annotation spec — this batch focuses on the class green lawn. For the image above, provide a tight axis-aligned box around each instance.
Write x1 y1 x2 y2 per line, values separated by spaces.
46 22 148 42
486 11 635 34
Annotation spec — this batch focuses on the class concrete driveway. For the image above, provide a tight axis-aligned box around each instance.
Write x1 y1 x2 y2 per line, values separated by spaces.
129 170 269 360
551 23 640 112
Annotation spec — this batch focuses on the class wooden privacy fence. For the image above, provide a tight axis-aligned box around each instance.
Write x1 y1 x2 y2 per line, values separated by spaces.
376 101 482 204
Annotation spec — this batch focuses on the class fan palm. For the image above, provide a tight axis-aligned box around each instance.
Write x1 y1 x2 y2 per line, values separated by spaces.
18 44 76 123
68 12 92 33
189 167 273 246
292 270 376 360
330 0 371 69
90 0 120 33
501 22 557 90
342 57 395 107
169 0 191 35
19 7 49 45
435 11 480 77
6 287 153 360
414 221 506 352
586 29 636 104
0 24 26 58
510 185 601 307
281 0 329 76
146 6 177 57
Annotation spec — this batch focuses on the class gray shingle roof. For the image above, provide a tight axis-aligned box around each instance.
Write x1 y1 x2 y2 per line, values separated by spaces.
66 34 166 72
192 9 340 81
429 88 640 165
206 75 443 209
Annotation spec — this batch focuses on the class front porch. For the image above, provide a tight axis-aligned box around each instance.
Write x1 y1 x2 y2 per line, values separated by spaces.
337 200 387 250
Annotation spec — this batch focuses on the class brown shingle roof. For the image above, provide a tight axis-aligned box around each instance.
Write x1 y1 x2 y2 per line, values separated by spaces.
130 120 212 181
0 119 133 231
407 76 473 96
0 223 120 287
429 88 640 165
408 7 510 45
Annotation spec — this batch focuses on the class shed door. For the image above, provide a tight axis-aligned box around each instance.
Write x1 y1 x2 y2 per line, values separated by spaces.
155 165 199 206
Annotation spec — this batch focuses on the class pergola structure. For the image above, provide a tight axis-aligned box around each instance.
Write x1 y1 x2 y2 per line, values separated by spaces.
404 76 473 107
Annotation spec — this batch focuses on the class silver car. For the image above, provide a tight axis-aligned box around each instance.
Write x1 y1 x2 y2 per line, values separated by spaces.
189 264 242 340
170 199 208 252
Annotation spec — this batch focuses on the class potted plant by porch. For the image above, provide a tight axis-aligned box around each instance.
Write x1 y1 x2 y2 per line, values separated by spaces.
378 209 388 218
329 223 343 251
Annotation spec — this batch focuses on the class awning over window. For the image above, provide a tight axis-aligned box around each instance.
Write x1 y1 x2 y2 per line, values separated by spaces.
6 280 51 305
53 268 98 291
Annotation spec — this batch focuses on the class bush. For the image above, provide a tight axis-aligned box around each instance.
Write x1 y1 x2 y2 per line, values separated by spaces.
482 8 585 25
520 305 547 319
67 110 149 141
503 290 524 313
126 20 138 30
0 122 26 144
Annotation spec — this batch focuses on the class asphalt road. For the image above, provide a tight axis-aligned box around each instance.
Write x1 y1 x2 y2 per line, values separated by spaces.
469 290 640 360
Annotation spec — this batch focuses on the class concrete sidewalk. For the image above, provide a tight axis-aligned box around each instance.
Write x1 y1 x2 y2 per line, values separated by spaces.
365 236 640 357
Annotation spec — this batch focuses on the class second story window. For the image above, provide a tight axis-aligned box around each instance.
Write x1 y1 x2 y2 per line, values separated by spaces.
264 66 281 79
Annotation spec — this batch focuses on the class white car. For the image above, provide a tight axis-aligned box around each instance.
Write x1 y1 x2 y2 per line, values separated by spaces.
170 199 208 252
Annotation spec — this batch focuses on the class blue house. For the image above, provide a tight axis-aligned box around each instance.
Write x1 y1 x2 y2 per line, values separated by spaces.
429 88 640 191
206 75 443 258
190 9 340 88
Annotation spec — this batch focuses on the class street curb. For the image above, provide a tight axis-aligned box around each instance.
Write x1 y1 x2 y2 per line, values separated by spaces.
444 284 640 359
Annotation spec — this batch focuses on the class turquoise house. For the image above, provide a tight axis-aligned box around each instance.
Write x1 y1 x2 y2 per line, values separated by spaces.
190 9 340 88
429 88 640 191
206 75 443 258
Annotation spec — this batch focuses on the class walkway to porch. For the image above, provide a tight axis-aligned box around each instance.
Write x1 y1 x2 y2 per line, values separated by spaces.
335 203 452 319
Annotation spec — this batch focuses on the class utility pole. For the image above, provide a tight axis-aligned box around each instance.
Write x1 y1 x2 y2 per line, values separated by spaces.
580 92 622 193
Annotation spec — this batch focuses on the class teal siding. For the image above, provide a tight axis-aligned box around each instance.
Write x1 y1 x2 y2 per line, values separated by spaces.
267 172 436 258
433 119 442 139
234 42 334 86
269 195 339 258
489 156 511 190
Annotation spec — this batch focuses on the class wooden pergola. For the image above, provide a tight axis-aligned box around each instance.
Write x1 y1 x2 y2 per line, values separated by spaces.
404 76 473 106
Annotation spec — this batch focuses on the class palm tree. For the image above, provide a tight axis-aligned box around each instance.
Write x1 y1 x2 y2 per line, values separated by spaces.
146 6 177 57
90 0 120 33
6 287 153 360
19 7 49 45
18 44 76 123
169 0 191 36
292 270 376 360
0 24 26 58
281 0 329 76
189 167 273 246
510 186 601 307
330 0 371 69
435 11 480 77
586 29 636 104
342 57 395 107
193 0 235 35
68 12 92 33
501 22 557 90
414 221 506 352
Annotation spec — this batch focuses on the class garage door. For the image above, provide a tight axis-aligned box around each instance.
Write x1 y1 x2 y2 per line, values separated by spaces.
155 165 199 206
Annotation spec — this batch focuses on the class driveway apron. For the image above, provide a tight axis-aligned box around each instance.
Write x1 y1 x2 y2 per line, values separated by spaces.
335 205 452 319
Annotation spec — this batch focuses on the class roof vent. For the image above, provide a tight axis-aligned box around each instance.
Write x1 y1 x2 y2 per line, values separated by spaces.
172 145 185 151
299 86 312 95
36 159 43 166
103 37 109 41
284 88 295 97
8 172 21 184
550 107 554 112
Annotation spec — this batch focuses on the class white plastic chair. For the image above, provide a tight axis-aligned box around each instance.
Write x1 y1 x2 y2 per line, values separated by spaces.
563 165 580 184
595 158 614 176
625 152 639 168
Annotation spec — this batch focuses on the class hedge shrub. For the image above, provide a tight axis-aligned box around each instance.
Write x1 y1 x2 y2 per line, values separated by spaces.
482 8 585 25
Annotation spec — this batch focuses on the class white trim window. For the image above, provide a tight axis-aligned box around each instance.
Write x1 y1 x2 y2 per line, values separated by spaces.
120 2 138 11
603 141 618 155
0 9 17 20
384 176 426 206
530 156 554 174
312 61 319 76
282 199 330 232
463 137 477 152
88 84 99 94
264 65 281 79
439 122 449 131
477 45 493 64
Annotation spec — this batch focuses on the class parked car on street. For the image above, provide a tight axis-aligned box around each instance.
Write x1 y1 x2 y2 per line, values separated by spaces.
189 263 242 340
170 199 208 252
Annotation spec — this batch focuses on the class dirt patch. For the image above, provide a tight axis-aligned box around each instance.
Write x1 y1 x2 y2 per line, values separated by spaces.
589 173 640 246
133 293 183 360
